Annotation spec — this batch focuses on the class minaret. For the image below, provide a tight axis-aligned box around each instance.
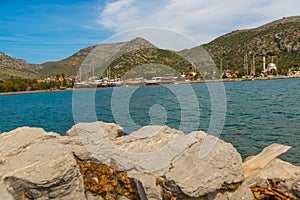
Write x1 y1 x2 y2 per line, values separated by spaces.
220 58 223 78
252 54 256 75
244 53 248 76
262 51 266 72
93 66 95 79
79 67 82 82
271 56 274 63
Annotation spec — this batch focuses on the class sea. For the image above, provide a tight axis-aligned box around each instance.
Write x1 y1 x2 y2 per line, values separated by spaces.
0 78 299 165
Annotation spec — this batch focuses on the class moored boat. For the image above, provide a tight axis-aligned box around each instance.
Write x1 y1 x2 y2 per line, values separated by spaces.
144 77 161 85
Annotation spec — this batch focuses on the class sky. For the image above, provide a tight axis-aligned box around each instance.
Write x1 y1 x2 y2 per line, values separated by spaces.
0 0 299 64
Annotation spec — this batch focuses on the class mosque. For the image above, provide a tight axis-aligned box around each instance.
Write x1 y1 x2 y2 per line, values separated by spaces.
262 55 277 74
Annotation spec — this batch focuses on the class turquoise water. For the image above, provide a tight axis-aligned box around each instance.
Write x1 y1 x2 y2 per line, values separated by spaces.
0 78 299 165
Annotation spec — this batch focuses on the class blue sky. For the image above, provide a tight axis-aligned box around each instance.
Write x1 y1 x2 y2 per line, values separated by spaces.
0 0 299 63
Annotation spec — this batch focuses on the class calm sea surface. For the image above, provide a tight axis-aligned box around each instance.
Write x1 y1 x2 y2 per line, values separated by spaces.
0 78 299 165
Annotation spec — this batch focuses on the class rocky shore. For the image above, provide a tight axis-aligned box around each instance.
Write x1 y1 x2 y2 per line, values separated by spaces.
0 122 299 200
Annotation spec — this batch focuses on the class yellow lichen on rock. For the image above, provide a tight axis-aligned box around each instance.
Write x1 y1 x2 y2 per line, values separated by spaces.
76 159 140 200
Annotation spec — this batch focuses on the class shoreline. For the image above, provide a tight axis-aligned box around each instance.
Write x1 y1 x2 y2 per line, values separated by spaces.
0 76 298 96
0 88 73 96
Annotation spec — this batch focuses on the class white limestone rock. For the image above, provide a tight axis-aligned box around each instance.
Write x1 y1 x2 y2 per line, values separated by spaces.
0 127 85 200
0 122 254 200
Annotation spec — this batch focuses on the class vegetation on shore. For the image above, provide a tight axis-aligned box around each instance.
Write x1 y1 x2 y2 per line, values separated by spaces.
0 76 73 93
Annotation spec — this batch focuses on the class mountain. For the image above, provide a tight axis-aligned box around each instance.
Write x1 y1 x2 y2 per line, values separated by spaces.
1 16 299 79
201 16 300 74
38 46 96 77
80 37 157 78
178 45 216 75
0 52 42 81
42 16 299 77
107 47 193 78
38 37 156 77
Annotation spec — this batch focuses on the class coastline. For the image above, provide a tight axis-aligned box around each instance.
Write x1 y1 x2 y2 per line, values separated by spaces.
0 88 72 96
0 76 298 96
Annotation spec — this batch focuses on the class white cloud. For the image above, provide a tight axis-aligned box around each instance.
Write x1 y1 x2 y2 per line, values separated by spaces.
97 0 300 47
99 0 139 29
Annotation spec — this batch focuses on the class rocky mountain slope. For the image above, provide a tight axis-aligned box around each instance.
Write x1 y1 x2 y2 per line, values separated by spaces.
40 16 300 77
107 48 193 78
38 46 96 77
1 16 299 79
39 37 157 77
202 16 300 73
0 52 42 81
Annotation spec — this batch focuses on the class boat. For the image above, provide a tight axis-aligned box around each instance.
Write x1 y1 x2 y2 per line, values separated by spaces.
88 80 101 88
101 80 108 87
110 78 125 87
59 86 67 90
126 78 144 86
161 76 176 84
144 77 161 85
74 81 90 88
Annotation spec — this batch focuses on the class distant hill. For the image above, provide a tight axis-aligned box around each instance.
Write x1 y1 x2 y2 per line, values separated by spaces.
0 52 42 81
1 16 299 79
202 16 300 74
107 48 193 78
177 45 216 75
38 37 158 77
37 37 207 78
38 46 96 77
41 16 299 77
80 37 157 77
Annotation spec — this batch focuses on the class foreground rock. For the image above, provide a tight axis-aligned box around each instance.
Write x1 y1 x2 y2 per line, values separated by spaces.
244 156 300 199
67 122 253 199
0 122 255 199
0 127 86 199
243 144 300 199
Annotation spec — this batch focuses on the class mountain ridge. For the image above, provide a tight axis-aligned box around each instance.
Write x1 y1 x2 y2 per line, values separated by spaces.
0 52 42 81
1 16 299 80
201 16 300 74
